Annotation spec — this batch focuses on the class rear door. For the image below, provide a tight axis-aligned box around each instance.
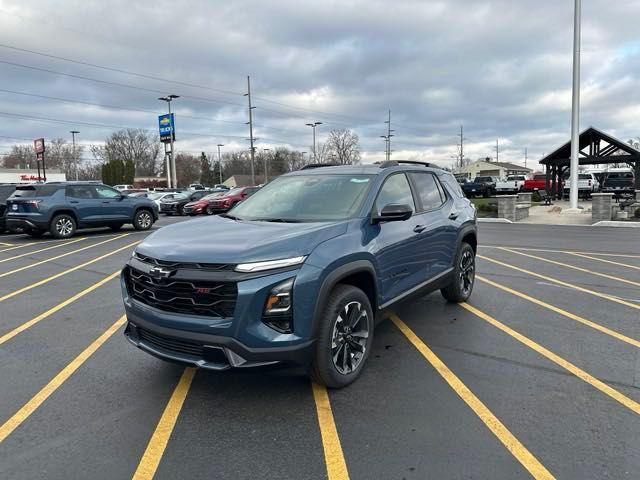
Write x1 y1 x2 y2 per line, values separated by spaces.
65 185 102 222
408 172 457 278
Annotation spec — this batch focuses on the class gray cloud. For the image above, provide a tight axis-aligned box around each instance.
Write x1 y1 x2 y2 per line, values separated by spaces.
1 0 640 168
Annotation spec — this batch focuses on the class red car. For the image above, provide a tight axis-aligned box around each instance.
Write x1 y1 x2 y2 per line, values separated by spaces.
182 191 226 216
206 186 260 214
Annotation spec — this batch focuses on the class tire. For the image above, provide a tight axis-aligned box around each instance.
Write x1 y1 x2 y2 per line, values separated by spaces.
206 205 215 215
110 223 124 232
441 242 475 303
49 214 76 239
133 209 153 231
310 284 374 389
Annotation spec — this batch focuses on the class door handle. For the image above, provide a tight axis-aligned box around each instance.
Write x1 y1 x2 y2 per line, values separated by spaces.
102 201 111 204
413 225 427 233
448 211 459 220
69 200 79 204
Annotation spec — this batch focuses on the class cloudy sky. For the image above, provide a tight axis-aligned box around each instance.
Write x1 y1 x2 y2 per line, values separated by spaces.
1 0 639 168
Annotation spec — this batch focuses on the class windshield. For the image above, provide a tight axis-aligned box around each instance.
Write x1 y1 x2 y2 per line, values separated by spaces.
202 192 224 200
167 193 188 201
230 174 374 222
147 192 164 200
474 177 492 182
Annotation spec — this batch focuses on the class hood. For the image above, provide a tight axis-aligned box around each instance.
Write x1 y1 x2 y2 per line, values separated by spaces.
136 216 348 264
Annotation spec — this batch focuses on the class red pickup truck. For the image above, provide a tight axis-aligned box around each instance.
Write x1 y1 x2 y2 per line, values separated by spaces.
523 173 563 192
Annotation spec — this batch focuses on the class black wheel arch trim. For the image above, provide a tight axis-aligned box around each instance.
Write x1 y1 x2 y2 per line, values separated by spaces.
311 260 379 338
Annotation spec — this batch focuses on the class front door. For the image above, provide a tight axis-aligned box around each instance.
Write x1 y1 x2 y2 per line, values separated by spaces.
93 185 129 221
65 185 102 222
369 173 426 305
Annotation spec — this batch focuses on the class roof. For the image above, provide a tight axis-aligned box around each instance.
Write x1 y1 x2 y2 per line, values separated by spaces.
540 126 640 165
287 161 444 176
491 161 532 172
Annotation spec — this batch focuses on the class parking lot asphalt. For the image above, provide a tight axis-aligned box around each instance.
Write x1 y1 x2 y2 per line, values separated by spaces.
0 219 638 479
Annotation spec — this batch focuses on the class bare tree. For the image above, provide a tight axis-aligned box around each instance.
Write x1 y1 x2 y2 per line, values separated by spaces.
91 129 161 176
1 144 36 169
325 129 361 165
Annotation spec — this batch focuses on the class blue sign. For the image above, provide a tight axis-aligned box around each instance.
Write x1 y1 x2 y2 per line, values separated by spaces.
158 113 175 143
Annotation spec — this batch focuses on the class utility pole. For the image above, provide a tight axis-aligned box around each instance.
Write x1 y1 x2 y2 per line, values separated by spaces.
244 76 256 185
569 0 581 209
70 130 79 180
158 94 179 188
217 144 224 185
457 125 465 169
524 147 528 169
380 110 394 161
263 148 271 182
305 122 322 161
495 139 499 163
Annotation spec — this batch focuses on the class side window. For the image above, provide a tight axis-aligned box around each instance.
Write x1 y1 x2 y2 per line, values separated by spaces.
66 186 95 199
374 173 415 213
409 173 445 211
440 173 465 199
94 186 121 199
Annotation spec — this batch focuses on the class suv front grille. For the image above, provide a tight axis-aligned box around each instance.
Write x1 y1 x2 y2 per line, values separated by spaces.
134 252 234 271
125 266 237 318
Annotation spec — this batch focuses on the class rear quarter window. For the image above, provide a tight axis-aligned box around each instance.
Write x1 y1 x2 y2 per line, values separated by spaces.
439 173 465 199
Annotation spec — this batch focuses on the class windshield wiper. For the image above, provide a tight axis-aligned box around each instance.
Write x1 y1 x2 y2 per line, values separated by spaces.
220 213 241 220
253 218 305 223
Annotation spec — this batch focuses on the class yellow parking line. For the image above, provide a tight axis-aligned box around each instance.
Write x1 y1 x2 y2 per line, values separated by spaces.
0 241 14 246
0 270 121 345
497 247 640 288
389 313 554 480
311 383 350 480
0 242 38 254
459 303 640 416
0 315 126 443
482 245 640 259
478 254 640 311
0 240 139 303
132 368 196 480
476 275 640 349
0 235 118 278
0 237 87 265
566 252 640 272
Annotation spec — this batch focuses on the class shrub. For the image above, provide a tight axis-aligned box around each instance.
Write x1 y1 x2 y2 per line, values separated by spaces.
634 207 640 219
532 191 541 203
478 202 498 213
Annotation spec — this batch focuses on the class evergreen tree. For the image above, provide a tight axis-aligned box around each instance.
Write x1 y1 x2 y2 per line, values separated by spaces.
199 152 216 186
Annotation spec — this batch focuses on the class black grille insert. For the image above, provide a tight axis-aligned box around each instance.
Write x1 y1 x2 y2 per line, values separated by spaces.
125 266 237 317
134 252 234 271
137 327 204 357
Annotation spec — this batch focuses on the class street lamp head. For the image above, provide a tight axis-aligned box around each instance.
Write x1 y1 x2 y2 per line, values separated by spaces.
217 144 225 147
70 130 80 134
305 123 314 127
168 94 180 99
315 122 323 126
158 96 169 101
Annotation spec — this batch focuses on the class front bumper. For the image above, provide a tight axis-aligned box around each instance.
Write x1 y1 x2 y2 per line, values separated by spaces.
124 315 314 370
121 259 323 370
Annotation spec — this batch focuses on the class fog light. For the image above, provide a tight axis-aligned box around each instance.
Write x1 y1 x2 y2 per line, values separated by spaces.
262 278 294 333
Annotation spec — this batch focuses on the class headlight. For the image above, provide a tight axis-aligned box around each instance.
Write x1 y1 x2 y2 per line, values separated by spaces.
235 256 306 272
263 278 294 333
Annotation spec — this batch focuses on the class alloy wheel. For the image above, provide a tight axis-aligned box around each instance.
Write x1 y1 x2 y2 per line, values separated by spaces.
331 301 369 375
459 250 475 296
138 211 152 229
56 218 74 237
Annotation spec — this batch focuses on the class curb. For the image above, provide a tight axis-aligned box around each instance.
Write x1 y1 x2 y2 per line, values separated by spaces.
591 220 640 228
478 218 513 224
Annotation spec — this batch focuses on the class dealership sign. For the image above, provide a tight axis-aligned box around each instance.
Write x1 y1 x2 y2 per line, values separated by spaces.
33 138 45 154
158 114 175 143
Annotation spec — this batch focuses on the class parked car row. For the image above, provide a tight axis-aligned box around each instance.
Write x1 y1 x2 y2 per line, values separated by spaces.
458 169 635 199
163 186 261 216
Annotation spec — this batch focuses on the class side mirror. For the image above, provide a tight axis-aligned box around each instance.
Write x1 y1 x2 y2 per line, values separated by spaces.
371 203 413 224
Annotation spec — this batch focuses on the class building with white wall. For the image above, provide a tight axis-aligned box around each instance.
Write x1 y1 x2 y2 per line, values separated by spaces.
0 168 66 184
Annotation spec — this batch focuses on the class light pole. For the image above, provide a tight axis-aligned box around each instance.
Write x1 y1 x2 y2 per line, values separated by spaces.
217 144 224 185
569 0 581 209
158 94 179 188
262 148 271 182
305 122 322 162
70 130 79 180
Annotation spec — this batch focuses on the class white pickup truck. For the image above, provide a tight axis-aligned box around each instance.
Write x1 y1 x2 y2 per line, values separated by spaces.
563 173 600 198
495 175 527 194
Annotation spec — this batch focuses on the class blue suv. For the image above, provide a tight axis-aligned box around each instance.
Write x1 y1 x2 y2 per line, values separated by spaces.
6 182 158 238
121 162 477 387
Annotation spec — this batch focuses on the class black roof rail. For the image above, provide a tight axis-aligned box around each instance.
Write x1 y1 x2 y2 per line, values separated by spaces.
299 163 342 170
